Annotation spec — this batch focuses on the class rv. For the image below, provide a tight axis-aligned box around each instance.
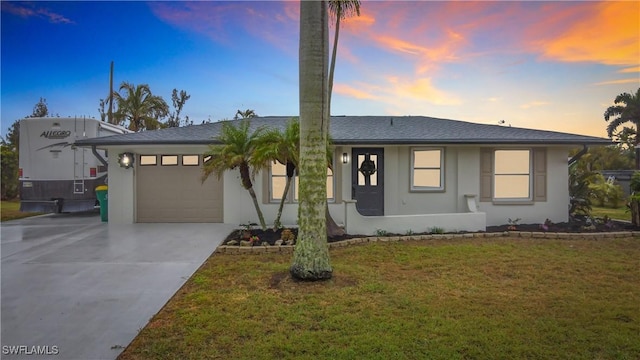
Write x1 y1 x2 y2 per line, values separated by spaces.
19 117 130 213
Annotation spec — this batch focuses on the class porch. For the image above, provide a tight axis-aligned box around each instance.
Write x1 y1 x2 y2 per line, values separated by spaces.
343 196 486 236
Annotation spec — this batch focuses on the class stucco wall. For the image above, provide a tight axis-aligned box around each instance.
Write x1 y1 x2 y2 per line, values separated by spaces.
103 144 571 229
106 152 135 224
479 147 570 226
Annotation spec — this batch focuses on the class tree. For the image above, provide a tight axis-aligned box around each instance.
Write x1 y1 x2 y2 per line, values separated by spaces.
323 0 361 237
253 118 301 230
113 82 169 132
165 89 191 128
290 0 333 281
98 98 107 122
29 97 49 118
202 120 275 230
570 145 634 171
4 120 20 153
604 88 640 169
1 140 19 200
327 0 360 116
1 120 21 200
234 109 257 120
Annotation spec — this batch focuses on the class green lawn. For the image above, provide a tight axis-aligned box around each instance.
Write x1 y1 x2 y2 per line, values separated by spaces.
1 200 43 222
591 205 631 221
119 238 640 360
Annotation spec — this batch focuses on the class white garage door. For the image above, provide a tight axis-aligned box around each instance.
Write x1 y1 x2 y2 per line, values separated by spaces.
136 155 223 223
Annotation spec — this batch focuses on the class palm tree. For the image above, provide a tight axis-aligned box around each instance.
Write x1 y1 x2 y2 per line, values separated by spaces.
291 0 333 281
253 118 300 230
202 120 274 230
324 0 361 237
327 0 361 114
234 109 258 120
605 88 640 169
113 82 169 132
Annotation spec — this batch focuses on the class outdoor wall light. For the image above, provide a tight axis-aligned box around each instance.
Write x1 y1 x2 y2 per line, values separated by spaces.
118 152 135 169
342 152 349 164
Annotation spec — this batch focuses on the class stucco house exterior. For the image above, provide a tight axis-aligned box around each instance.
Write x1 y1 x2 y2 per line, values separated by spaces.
76 116 611 235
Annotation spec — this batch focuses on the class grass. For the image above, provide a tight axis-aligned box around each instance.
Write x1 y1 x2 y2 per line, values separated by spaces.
119 238 640 360
591 205 631 221
1 200 43 222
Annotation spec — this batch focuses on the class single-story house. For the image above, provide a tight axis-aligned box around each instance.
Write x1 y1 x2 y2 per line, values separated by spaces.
76 116 611 235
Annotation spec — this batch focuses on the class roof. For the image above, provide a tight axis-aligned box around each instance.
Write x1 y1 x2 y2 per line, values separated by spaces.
75 116 612 147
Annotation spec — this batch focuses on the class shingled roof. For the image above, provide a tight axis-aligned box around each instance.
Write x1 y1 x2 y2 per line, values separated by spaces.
75 116 611 146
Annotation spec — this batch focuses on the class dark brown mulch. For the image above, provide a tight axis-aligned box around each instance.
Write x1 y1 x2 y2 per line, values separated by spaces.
487 217 637 233
223 228 366 246
223 217 639 246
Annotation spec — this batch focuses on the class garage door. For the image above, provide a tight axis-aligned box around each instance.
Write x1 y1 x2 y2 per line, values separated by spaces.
136 155 223 223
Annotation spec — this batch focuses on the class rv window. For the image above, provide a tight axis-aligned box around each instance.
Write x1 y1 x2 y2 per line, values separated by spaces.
161 155 178 166
140 155 157 166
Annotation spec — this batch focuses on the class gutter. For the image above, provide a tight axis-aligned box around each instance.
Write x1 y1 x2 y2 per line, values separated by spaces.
92 145 108 168
568 145 588 167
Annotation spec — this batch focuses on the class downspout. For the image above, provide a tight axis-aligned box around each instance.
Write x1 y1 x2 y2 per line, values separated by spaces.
568 145 588 168
92 145 108 168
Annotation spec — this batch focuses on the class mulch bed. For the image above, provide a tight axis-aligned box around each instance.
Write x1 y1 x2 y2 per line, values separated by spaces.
223 216 639 246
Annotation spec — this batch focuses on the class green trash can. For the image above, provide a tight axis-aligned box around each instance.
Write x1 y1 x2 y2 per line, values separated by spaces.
95 185 108 222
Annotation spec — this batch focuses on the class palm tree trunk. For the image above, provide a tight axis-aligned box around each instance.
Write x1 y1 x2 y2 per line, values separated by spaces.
273 175 293 230
326 201 345 237
291 0 332 281
328 8 341 118
247 186 267 231
324 8 343 238
239 162 267 230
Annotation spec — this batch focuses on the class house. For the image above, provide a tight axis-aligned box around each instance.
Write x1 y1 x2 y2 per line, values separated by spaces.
75 116 611 235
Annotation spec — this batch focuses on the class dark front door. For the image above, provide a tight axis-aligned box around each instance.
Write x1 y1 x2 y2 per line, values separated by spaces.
352 148 384 216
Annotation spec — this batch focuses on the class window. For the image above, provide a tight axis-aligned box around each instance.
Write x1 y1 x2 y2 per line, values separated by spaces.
140 155 157 166
493 150 531 200
411 148 444 191
270 161 335 202
161 155 178 166
480 148 546 203
271 161 289 201
182 155 199 166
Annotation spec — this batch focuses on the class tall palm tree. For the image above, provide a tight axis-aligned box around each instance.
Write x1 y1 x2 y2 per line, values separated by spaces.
113 82 169 132
202 120 274 230
291 0 332 281
605 88 640 169
325 0 360 237
327 0 361 114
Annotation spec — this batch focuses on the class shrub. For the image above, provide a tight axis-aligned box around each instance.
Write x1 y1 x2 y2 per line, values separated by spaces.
569 166 594 216
589 173 625 208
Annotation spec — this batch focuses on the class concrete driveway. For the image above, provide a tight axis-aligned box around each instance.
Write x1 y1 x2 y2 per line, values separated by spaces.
1 212 235 360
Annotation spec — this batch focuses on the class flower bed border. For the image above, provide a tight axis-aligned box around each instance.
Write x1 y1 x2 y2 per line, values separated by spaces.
215 231 640 255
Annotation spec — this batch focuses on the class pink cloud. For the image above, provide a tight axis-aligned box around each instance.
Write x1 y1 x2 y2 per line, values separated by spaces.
2 2 73 24
530 2 639 66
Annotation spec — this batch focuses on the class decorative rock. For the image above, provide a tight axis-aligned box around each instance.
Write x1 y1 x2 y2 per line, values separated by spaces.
226 240 238 246
275 239 284 246
240 240 252 247
261 241 269 246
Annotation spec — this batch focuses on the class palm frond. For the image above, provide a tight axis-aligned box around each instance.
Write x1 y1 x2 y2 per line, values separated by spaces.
328 0 361 19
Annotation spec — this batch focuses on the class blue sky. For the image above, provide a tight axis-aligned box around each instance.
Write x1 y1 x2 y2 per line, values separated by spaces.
1 1 638 138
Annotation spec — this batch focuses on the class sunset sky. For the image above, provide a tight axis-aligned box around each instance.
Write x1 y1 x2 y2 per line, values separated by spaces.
1 1 638 138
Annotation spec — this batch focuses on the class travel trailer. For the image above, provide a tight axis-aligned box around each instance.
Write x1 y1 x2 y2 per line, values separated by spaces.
19 117 130 213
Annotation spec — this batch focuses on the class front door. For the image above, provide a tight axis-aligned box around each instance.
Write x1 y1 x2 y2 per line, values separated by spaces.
352 148 384 216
